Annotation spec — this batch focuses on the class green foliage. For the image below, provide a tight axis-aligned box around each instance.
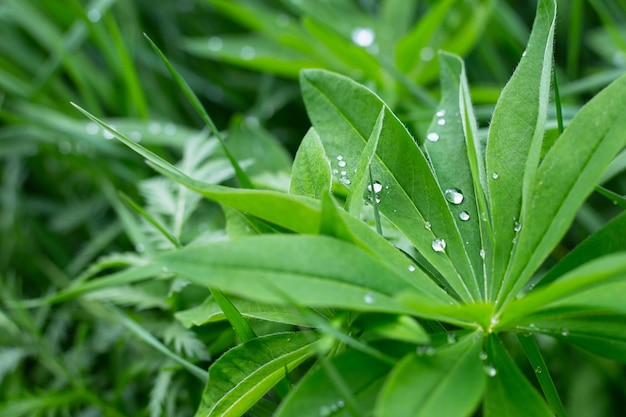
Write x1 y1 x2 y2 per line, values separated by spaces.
3 0 626 416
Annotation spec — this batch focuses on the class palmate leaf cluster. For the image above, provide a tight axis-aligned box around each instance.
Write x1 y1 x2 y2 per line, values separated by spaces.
55 0 626 416
2 0 626 416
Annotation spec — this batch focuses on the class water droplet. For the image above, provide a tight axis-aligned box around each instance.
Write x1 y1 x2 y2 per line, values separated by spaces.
514 220 522 232
208 37 223 51
490 317 499 327
339 176 351 185
363 293 374 304
148 122 162 134
491 172 499 180
164 123 177 135
86 122 99 135
331 169 339 175
522 50 527 57
135 243 145 253
103 128 115 140
459 211 470 221
87 9 101 22
420 47 434 61
161 266 170 273
337 399 345 408
351 27 375 47
129 131 142 142
426 132 439 142
484 365 497 377
560 327 569 336
319 405 331 417
408 265 416 272
337 155 343 161
417 345 435 356
479 248 486 259
367 181 383 194
436 109 446 117
444 188 464 204
437 118 446 126
432 238 446 252
534 366 542 374
338 160 347 168
479 351 488 361
241 46 256 60
424 221 432 231
447 332 457 344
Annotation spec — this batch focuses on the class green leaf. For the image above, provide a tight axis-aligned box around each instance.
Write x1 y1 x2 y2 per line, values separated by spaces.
275 349 392 417
175 296 310 328
376 332 484 417
301 68 478 302
290 128 331 199
486 0 556 302
154 235 419 315
501 63 626 305
195 332 316 417
484 335 553 417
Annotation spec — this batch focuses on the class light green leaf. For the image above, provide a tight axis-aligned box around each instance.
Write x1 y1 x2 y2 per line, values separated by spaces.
484 335 553 417
376 332 484 417
301 68 477 302
486 0 556 302
276 349 392 417
502 72 626 303
195 332 316 417
290 128 331 199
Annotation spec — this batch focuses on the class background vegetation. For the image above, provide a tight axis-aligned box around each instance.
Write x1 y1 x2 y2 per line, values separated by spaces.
1 0 625 416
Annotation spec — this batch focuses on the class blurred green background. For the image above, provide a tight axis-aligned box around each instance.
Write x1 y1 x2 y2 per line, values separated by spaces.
1 0 625 415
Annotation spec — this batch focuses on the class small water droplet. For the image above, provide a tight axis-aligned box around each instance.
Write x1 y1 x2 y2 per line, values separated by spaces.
436 109 446 117
437 118 446 126
164 123 177 135
420 47 434 61
339 176 351 185
479 351 488 361
424 221 431 231
331 169 339 175
319 405 331 417
560 327 569 336
241 46 256 60
522 50 527 57
86 122 99 135
492 172 499 180
432 238 446 252
58 141 72 155
447 332 457 344
479 248 486 259
534 366 542 374
426 132 440 142
417 345 435 356
135 243 145 253
514 220 522 232
337 155 343 161
490 317 499 327
337 399 345 408
129 131 142 142
351 27 375 47
338 160 347 168
408 265 416 272
207 37 223 51
363 293 374 304
484 365 497 377
444 188 464 205
87 9 101 22
459 211 470 221
148 122 162 134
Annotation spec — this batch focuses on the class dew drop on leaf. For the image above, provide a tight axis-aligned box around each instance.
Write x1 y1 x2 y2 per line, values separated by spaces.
447 332 457 344
535 366 542 374
420 47 434 61
351 27 375 47
367 181 383 194
492 172 499 179
426 132 440 142
86 122 99 135
459 211 470 221
444 188 464 205
431 238 446 252
560 327 569 336
408 265 416 272
436 109 446 117
514 220 522 232
363 293 374 304
87 9 101 22
484 365 497 377
424 221 432 231
338 160 347 168
479 248 486 259
479 351 488 361
207 36 223 51
437 118 446 126
241 46 256 60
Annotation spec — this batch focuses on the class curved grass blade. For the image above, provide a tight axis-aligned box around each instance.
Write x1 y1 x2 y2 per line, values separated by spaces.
301 68 477 302
195 332 316 417
143 34 253 189
486 0 556 302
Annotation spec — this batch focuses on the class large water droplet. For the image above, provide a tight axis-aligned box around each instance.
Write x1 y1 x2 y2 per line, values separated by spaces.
103 128 115 140
484 365 497 377
241 46 256 60
459 211 470 221
514 220 522 232
207 37 223 51
363 293 374 304
479 248 486 259
426 132 440 142
87 9 101 22
367 181 383 194
432 238 446 252
444 188 464 205
351 27 375 47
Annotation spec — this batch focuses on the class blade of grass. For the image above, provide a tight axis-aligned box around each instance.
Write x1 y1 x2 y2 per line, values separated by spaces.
143 34 253 189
